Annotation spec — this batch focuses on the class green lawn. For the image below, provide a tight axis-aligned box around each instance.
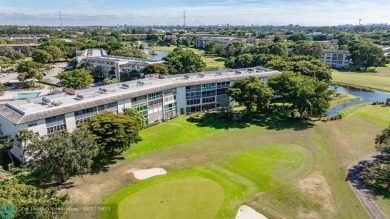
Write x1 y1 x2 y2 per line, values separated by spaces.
101 143 311 219
147 46 226 71
329 93 360 108
332 65 390 92
66 105 390 219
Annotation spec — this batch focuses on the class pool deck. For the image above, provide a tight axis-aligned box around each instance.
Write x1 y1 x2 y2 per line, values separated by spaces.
0 88 51 102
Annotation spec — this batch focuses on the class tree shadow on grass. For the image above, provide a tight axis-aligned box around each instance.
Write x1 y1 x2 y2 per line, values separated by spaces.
90 155 125 174
346 156 390 199
187 107 314 131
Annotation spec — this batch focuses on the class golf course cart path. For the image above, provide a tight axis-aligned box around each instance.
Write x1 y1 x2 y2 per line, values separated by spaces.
347 153 387 219
127 168 167 180
235 205 268 219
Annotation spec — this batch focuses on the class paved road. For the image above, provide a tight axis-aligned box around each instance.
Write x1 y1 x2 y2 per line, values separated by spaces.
347 153 387 219
43 62 68 84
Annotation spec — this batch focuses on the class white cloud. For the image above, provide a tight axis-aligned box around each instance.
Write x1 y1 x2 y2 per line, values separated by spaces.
0 0 389 26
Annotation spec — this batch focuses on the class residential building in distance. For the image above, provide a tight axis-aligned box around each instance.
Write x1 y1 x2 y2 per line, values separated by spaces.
195 37 273 48
0 67 280 161
321 50 350 68
6 34 49 41
76 48 164 81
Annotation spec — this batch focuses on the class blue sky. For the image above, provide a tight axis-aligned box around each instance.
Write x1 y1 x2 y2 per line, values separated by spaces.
0 0 389 26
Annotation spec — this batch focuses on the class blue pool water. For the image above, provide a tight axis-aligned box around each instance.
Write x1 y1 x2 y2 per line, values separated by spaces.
15 92 41 99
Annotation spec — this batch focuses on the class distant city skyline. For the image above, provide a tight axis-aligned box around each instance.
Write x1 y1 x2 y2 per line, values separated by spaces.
0 0 389 26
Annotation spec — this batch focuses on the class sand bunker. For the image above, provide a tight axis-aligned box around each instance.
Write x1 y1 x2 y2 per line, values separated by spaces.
236 205 268 219
127 168 167 180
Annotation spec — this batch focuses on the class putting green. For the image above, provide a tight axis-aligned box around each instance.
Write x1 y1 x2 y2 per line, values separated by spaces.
116 178 224 219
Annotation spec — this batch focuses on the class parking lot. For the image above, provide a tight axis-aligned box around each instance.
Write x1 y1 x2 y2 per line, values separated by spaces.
0 62 69 85
42 62 69 84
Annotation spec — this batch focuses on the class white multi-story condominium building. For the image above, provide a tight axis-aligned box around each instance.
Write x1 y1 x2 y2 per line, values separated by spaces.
321 50 350 68
7 34 50 41
76 49 165 81
0 67 280 161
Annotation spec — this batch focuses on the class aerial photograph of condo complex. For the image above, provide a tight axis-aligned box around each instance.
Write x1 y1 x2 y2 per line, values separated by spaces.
0 0 389 219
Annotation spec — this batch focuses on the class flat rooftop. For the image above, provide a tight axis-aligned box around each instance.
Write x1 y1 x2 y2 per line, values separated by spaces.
1 67 280 124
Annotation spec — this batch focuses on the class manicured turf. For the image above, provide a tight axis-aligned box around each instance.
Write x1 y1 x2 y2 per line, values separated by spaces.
67 105 390 219
102 143 311 219
117 178 224 219
123 117 235 159
329 93 359 108
147 46 226 70
332 65 390 92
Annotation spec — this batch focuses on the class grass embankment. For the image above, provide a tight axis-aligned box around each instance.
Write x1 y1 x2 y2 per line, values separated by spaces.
66 105 390 219
329 93 360 108
147 46 226 71
332 65 390 92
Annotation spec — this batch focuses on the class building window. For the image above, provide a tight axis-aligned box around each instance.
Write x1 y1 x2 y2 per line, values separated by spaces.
46 115 66 134
28 122 37 127
202 97 215 103
47 124 67 134
202 90 216 97
187 99 201 105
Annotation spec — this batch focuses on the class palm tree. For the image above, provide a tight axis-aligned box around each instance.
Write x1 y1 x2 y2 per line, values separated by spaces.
16 129 35 162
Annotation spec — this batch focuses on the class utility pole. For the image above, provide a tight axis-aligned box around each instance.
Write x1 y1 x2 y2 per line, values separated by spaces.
183 10 186 28
59 10 63 31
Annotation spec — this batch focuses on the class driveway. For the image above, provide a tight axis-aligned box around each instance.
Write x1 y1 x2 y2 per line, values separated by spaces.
347 153 387 219
43 62 68 84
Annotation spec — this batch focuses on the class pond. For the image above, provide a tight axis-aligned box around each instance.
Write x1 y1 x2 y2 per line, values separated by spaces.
142 49 169 61
325 85 390 116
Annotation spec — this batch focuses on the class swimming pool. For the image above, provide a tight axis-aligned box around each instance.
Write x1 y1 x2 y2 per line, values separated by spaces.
15 92 41 99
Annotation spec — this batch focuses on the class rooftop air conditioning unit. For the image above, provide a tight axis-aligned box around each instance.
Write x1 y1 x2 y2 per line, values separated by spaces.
42 97 51 103
51 101 61 106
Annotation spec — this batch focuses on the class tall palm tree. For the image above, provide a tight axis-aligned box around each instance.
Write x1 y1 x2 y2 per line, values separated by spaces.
16 129 35 162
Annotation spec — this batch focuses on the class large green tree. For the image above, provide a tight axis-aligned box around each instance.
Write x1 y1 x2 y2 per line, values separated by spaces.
90 65 104 78
349 41 386 70
268 72 332 118
17 60 42 73
292 41 324 58
110 48 144 58
42 45 63 61
123 108 146 128
287 33 309 42
360 125 390 195
27 127 98 184
142 63 169 75
32 49 54 64
227 76 273 113
86 112 142 155
58 69 93 89
0 179 69 219
0 136 15 167
163 48 206 74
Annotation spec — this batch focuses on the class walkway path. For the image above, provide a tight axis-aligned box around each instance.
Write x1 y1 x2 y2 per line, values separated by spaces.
347 153 387 219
